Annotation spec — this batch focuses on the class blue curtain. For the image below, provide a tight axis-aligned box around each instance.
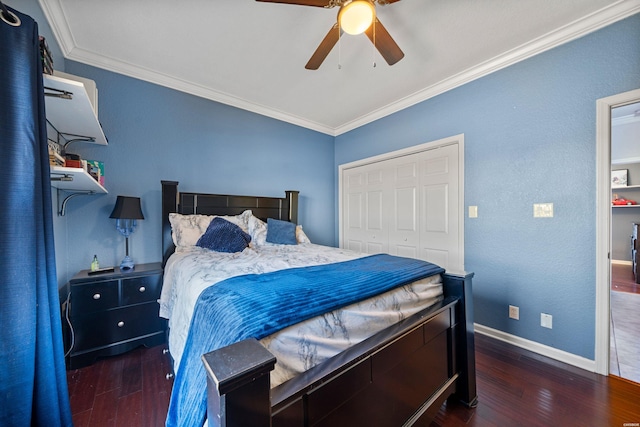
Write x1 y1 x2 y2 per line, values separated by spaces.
0 5 72 426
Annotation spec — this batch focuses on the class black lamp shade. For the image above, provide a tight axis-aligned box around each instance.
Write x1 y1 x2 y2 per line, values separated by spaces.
109 196 144 220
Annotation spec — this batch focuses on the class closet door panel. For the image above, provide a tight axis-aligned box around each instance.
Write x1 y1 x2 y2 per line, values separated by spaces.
342 165 389 255
418 144 460 271
366 189 387 254
422 249 449 269
344 170 367 252
345 192 364 252
389 159 419 256
423 184 448 233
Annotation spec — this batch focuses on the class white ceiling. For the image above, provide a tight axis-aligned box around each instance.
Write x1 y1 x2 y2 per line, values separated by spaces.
38 0 640 135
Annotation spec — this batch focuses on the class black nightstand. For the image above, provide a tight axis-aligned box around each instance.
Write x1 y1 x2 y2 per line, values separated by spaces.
63 262 166 369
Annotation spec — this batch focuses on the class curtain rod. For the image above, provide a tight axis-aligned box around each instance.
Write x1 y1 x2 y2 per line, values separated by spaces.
0 1 21 27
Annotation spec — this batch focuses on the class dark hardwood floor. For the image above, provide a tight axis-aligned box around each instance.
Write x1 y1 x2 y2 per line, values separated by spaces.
66 344 172 427
612 262 640 294
67 334 640 427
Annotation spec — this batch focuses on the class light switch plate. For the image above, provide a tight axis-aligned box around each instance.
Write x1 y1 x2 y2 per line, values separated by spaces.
541 313 553 329
534 203 554 218
469 206 478 218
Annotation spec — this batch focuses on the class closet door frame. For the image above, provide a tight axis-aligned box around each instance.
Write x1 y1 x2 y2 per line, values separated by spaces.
338 134 465 272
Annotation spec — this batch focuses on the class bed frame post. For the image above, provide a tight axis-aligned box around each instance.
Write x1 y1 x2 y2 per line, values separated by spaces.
201 338 276 427
285 190 299 223
161 180 179 265
443 272 478 407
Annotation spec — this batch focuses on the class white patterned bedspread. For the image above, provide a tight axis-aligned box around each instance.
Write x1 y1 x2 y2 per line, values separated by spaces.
160 243 443 387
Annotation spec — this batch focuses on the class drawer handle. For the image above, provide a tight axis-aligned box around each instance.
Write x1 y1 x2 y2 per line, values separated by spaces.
117 321 125 328
93 293 101 300
138 286 146 293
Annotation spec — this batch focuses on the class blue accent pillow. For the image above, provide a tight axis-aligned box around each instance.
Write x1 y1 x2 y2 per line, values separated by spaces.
266 218 297 245
196 217 251 253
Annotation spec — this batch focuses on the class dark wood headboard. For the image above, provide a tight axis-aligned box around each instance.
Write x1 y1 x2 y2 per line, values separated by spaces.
161 181 299 265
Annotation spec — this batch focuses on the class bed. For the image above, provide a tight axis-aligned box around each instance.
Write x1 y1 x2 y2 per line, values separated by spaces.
160 180 477 427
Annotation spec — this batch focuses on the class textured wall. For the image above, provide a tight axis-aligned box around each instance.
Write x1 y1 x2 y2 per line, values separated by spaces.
335 14 640 359
53 63 335 286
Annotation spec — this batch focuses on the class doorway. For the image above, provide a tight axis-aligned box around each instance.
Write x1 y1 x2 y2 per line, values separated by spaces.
609 101 640 383
595 89 640 379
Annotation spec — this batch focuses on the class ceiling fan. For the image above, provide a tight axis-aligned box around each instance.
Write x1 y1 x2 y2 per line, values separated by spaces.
256 0 405 70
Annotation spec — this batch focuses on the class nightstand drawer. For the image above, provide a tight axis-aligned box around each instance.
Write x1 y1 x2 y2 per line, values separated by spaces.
122 274 162 305
71 280 119 315
72 302 163 352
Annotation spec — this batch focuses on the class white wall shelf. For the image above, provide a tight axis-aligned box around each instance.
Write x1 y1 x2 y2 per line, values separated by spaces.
50 166 107 194
44 73 107 146
50 166 107 216
612 184 640 190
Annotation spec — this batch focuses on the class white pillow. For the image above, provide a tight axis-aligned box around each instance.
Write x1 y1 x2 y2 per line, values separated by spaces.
247 215 267 246
169 210 252 248
296 225 311 244
247 214 311 245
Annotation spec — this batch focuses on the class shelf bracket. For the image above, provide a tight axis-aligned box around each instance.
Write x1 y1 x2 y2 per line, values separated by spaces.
46 119 96 152
58 190 94 216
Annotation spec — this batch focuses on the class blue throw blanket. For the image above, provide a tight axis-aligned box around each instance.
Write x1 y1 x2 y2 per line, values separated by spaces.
166 254 444 427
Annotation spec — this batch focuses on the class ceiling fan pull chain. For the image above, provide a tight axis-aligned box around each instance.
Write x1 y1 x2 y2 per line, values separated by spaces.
372 19 377 68
338 28 342 69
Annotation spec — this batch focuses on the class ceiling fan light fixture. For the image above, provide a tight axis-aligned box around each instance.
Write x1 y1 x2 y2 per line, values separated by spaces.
338 1 375 35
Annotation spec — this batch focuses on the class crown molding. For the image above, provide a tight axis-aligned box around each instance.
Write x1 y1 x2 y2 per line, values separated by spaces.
335 0 640 135
67 46 337 136
38 0 75 55
39 0 640 137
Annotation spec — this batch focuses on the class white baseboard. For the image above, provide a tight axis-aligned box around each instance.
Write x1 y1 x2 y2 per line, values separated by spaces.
474 324 597 373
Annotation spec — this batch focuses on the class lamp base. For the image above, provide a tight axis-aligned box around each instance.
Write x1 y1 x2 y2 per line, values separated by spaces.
120 255 135 271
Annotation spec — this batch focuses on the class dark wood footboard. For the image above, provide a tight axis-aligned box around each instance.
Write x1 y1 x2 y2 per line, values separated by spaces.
202 272 476 427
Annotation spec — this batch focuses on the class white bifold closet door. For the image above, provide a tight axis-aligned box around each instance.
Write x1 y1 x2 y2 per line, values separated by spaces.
342 142 460 272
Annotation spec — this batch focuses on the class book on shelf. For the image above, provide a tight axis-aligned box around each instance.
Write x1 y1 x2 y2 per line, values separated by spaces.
48 145 64 167
65 159 83 169
86 160 104 186
39 36 54 75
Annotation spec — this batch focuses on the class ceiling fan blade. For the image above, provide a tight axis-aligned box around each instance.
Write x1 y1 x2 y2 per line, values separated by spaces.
305 23 340 70
365 17 404 66
255 0 332 7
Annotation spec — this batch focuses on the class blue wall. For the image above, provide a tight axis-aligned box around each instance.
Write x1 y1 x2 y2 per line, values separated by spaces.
335 14 640 359
54 62 335 284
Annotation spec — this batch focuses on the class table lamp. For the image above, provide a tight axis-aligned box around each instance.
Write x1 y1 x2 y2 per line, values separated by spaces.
109 195 144 270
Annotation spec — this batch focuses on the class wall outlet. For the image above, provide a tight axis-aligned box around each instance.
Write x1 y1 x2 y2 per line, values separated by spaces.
541 313 553 329
509 305 519 320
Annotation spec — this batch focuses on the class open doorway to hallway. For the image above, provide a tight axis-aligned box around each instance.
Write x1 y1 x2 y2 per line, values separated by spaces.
609 101 640 384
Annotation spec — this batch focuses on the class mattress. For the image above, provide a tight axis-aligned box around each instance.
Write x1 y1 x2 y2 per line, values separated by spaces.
160 243 443 387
